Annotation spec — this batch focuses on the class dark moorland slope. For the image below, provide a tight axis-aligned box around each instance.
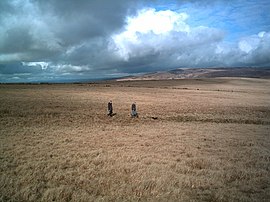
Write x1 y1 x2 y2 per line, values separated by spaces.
118 67 270 81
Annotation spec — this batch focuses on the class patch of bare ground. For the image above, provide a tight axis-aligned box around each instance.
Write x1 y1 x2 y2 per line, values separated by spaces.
0 78 270 201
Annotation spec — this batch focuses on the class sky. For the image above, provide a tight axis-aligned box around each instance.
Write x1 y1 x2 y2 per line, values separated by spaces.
0 0 270 82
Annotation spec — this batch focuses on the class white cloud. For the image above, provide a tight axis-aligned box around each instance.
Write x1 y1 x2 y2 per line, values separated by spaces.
22 62 50 70
109 8 270 70
237 31 270 66
111 8 224 66
53 64 91 74
126 8 189 35
111 9 191 60
258 31 266 38
238 34 260 53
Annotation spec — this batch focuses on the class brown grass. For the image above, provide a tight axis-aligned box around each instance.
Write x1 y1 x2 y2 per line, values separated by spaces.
0 78 270 201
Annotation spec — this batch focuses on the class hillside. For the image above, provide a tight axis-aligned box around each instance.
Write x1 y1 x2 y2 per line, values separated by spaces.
117 67 270 81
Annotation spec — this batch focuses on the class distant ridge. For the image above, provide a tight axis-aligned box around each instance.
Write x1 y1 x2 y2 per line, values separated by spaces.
117 67 270 81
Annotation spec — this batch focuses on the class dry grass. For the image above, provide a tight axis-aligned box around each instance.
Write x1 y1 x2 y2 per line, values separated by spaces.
0 78 270 201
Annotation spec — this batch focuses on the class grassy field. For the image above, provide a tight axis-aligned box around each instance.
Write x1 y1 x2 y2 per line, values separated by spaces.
0 78 270 201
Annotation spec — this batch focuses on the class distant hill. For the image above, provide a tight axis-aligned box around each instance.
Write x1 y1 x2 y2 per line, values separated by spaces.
117 67 270 81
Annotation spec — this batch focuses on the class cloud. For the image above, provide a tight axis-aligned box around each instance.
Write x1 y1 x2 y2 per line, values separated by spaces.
109 6 270 72
237 31 270 66
0 0 270 82
111 9 190 60
0 0 63 63
34 0 141 46
22 62 50 70
110 8 225 70
0 0 139 61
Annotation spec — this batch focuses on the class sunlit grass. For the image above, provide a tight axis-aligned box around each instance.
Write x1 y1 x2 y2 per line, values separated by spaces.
0 78 270 201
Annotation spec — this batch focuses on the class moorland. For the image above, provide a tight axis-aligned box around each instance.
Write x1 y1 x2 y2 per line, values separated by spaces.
0 78 270 201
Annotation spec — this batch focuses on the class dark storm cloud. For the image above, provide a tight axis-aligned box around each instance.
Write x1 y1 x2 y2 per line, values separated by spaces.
35 0 139 45
0 0 138 57
0 62 43 75
1 26 33 54
0 0 140 79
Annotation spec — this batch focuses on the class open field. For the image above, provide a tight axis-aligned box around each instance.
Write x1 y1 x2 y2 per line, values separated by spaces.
0 78 270 201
